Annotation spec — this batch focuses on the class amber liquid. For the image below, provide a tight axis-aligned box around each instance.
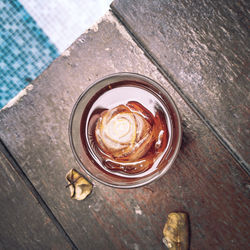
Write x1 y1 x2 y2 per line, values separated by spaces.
80 81 173 179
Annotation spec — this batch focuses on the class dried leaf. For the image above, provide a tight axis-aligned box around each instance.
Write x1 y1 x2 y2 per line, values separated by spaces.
163 212 189 250
66 169 93 200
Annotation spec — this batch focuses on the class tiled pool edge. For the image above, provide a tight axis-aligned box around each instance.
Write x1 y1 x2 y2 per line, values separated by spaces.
0 0 59 108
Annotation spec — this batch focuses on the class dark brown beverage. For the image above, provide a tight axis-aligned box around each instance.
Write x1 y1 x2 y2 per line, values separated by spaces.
80 80 174 179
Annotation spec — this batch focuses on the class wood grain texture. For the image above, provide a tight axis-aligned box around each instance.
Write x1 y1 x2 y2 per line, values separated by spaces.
0 11 249 249
111 0 250 171
0 143 71 250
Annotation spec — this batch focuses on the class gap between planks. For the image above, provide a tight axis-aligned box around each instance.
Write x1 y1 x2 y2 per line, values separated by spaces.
0 139 78 250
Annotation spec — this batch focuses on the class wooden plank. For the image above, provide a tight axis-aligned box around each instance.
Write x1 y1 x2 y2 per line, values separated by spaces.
0 143 72 249
0 12 249 249
111 0 250 171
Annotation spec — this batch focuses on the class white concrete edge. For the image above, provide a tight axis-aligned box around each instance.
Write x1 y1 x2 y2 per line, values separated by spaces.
2 84 34 111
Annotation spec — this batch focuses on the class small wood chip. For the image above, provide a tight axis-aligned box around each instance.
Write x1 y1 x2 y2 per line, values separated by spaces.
66 169 93 200
163 212 189 250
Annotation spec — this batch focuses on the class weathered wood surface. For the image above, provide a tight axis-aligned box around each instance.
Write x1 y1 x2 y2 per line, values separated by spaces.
111 0 250 171
0 11 249 249
0 141 71 250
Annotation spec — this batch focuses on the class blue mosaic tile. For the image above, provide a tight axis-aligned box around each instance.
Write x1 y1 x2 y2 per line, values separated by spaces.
0 0 59 108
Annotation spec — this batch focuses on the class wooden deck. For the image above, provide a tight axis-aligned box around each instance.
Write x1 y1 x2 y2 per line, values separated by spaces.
0 0 249 249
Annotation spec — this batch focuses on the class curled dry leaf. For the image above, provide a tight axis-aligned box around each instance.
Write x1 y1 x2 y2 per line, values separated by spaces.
163 212 189 250
66 169 93 200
